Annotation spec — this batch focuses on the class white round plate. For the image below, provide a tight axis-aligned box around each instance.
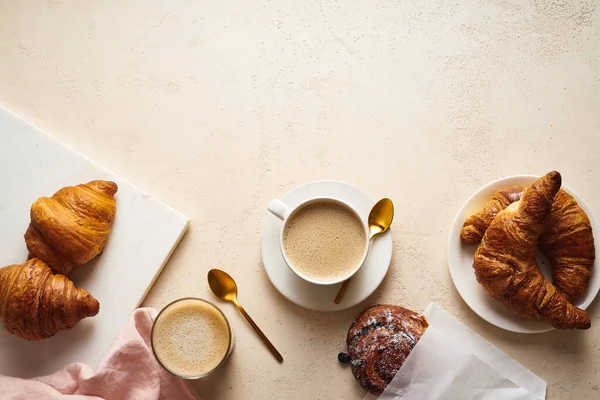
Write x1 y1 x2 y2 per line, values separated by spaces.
448 175 600 333
261 180 393 312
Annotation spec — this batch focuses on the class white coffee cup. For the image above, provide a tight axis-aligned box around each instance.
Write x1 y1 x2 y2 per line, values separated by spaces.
267 197 370 285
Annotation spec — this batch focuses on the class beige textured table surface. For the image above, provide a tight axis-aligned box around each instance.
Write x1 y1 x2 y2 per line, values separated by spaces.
1 1 599 399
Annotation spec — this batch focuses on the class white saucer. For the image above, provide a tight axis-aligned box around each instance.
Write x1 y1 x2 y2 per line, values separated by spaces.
261 180 393 312
448 175 600 333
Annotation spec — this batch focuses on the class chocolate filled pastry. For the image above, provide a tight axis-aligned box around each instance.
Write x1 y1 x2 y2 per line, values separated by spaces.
338 304 428 395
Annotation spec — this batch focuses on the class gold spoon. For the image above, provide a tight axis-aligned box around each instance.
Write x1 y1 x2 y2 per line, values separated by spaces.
208 269 283 363
334 198 394 304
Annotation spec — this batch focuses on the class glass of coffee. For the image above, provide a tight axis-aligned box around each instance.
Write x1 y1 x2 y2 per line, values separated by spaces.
151 297 233 379
268 197 370 285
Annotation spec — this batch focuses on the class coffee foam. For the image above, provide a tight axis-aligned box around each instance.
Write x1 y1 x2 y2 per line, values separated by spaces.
152 299 230 377
283 201 366 282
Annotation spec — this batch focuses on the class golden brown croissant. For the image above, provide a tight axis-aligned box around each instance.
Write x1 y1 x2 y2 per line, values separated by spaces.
0 259 100 341
460 185 525 245
25 180 118 276
473 171 590 329
461 185 595 302
539 189 595 302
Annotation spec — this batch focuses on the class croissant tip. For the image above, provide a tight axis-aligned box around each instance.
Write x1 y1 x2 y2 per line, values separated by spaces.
86 180 118 197
82 296 101 318
460 227 482 245
547 170 562 185
579 319 591 330
91 302 100 317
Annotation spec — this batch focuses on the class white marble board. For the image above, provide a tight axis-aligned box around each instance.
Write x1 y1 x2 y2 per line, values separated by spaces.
0 106 189 378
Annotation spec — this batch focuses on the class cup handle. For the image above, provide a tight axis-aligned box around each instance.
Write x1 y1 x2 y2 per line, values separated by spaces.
268 199 292 221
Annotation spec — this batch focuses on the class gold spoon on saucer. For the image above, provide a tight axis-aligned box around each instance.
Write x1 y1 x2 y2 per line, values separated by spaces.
208 269 283 363
334 198 394 304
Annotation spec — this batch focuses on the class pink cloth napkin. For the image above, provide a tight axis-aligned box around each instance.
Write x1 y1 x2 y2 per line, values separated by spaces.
0 308 200 400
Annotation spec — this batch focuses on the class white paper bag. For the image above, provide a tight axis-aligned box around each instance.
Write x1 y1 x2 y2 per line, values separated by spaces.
364 303 546 400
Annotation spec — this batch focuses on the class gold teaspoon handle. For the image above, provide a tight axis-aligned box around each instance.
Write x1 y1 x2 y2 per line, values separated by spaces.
334 278 351 304
235 301 283 363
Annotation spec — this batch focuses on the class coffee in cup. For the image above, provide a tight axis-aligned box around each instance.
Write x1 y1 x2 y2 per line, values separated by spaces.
151 298 233 379
268 197 370 285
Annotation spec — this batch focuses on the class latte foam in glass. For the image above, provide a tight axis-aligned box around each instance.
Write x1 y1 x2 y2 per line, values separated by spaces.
151 298 232 379
283 200 367 283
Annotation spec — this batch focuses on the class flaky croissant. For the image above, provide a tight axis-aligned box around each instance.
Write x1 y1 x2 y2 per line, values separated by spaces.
25 180 118 276
473 171 590 329
460 185 525 245
461 185 595 302
0 259 100 341
540 189 595 302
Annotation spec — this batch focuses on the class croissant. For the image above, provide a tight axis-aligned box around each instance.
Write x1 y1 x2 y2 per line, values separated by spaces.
461 185 595 302
473 171 590 329
25 180 118 276
0 259 100 341
339 304 428 394
460 185 525 245
540 189 595 302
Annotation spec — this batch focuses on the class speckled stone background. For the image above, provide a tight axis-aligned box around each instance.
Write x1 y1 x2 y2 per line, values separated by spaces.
1 1 599 399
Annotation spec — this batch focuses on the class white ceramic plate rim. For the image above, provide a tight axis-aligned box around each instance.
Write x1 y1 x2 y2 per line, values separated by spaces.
448 175 600 333
261 180 393 312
